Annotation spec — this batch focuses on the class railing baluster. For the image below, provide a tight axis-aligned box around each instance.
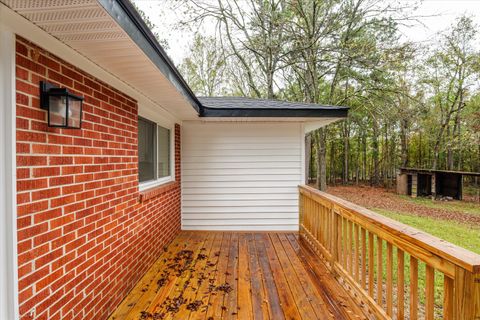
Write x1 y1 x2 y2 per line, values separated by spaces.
443 275 454 319
323 203 326 244
317 203 325 245
368 231 374 297
337 216 341 263
309 199 314 237
316 201 320 241
361 228 367 289
313 200 318 241
343 217 348 268
303 196 312 230
377 237 383 306
347 220 353 274
326 205 330 249
410 256 419 320
386 242 393 316
397 249 405 320
318 201 322 243
425 265 435 320
327 205 330 251
332 208 339 264
354 224 360 282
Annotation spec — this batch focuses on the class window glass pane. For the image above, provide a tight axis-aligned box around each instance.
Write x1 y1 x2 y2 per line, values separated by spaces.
138 117 156 182
67 97 82 128
157 126 170 178
49 96 67 126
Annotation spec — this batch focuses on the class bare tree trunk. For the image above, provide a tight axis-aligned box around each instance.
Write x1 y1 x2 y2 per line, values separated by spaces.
400 118 409 167
371 121 379 185
305 134 312 184
356 134 361 185
362 131 367 182
342 121 350 184
330 133 336 186
418 131 422 168
446 125 454 170
433 83 463 170
390 130 397 187
383 124 389 186
478 144 480 172
316 128 327 191
432 136 441 170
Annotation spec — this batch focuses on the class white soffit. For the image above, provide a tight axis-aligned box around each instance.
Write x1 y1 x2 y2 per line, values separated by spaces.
304 118 342 133
1 0 198 120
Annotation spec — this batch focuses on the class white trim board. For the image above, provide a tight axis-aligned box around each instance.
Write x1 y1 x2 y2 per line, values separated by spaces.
0 5 19 319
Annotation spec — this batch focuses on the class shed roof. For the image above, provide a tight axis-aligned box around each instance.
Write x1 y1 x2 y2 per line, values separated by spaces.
199 97 349 118
400 167 480 177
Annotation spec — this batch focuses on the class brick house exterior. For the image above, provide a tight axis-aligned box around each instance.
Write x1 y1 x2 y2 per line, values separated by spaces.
15 36 181 319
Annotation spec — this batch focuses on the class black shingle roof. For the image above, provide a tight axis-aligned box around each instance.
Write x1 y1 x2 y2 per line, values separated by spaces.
198 97 349 118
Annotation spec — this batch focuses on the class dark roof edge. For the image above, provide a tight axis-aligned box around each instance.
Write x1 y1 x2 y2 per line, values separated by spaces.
97 0 203 115
202 107 349 118
400 167 480 177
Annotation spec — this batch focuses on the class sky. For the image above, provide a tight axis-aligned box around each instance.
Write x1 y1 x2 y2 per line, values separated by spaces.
132 0 480 65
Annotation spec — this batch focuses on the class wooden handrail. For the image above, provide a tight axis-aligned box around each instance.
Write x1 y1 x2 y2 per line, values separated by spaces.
299 185 480 273
299 184 480 320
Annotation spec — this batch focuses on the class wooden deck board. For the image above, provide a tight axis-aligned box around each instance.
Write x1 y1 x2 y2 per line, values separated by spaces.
109 231 370 320
206 233 231 320
189 232 224 320
237 233 254 320
245 233 269 320
117 231 194 319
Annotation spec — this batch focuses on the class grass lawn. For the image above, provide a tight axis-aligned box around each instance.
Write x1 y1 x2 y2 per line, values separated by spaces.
375 208 480 254
399 195 480 216
371 208 480 314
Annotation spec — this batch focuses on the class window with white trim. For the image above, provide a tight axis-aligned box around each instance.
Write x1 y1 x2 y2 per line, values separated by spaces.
138 116 172 187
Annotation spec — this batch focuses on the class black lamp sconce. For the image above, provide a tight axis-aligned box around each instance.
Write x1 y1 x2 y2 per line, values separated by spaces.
40 81 84 129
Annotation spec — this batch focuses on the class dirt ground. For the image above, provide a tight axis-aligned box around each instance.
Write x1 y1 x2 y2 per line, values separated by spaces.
326 185 480 226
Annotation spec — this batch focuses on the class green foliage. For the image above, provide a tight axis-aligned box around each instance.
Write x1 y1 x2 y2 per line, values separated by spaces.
174 0 480 182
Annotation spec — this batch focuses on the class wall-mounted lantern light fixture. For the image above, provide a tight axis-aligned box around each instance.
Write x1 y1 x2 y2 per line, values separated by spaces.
40 81 83 129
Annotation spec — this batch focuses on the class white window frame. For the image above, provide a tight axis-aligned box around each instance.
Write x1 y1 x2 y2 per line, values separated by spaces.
138 112 175 192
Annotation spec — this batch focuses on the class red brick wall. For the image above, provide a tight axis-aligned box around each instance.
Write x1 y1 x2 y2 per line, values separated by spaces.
15 36 181 320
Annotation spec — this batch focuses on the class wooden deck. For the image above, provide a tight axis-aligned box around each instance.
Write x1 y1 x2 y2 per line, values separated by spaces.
109 231 368 320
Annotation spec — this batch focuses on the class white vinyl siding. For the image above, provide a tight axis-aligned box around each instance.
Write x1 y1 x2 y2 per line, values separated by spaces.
182 121 303 231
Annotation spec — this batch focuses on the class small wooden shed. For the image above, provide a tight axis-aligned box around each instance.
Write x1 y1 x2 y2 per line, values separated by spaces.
397 167 480 200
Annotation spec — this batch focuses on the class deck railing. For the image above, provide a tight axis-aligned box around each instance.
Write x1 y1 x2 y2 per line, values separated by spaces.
299 185 480 320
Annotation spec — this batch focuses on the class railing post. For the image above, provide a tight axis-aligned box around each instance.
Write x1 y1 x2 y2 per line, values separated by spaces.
476 273 480 320
454 266 480 319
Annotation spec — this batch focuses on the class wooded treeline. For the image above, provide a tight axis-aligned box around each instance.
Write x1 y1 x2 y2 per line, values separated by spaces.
151 0 480 190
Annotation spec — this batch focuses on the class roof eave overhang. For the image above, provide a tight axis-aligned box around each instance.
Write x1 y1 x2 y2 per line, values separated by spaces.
97 0 203 115
201 107 349 118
